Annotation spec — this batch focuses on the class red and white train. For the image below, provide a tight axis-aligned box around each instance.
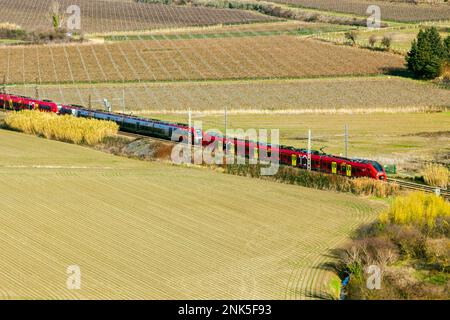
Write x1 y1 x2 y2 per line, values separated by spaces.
0 93 387 180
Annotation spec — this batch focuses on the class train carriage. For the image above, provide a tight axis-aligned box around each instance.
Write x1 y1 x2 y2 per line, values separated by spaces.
3 94 387 180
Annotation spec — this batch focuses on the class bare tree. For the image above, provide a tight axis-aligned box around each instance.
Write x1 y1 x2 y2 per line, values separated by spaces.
344 31 358 46
368 35 377 48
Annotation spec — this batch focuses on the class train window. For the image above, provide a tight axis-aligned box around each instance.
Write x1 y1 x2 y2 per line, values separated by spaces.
301 157 307 166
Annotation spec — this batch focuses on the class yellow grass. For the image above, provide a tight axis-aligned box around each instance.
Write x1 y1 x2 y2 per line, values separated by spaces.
379 192 450 230
423 163 449 189
351 177 399 198
4 110 118 145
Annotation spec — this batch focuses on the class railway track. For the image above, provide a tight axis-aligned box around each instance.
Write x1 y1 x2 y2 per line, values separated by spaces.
388 178 450 200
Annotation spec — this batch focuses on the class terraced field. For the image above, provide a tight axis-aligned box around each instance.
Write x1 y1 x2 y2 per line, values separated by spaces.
0 0 275 33
270 0 450 22
0 36 404 84
0 129 384 299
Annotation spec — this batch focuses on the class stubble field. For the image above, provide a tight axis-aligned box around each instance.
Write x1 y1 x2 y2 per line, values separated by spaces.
0 129 385 299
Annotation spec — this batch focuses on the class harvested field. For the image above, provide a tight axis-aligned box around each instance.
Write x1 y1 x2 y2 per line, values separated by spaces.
0 129 384 299
0 36 405 84
7 77 449 112
0 0 275 33
270 0 450 22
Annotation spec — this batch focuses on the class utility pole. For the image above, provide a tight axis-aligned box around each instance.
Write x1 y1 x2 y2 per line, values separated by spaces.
103 99 111 112
345 124 349 158
224 105 227 136
35 77 39 99
88 94 92 110
188 107 192 146
1 75 5 94
307 129 312 171
122 87 125 114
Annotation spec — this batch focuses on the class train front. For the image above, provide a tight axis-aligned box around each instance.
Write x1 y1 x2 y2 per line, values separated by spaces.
369 160 387 180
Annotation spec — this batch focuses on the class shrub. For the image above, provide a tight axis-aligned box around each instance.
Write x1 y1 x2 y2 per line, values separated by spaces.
381 36 392 50
5 110 118 145
385 224 426 258
425 238 449 270
0 24 27 40
379 192 450 233
422 163 449 188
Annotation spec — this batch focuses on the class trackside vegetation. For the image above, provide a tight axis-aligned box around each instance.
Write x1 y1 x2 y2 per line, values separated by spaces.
422 163 449 189
338 192 450 299
224 164 399 198
4 110 118 145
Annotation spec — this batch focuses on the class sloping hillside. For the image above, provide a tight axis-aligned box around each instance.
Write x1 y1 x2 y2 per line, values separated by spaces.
0 129 385 299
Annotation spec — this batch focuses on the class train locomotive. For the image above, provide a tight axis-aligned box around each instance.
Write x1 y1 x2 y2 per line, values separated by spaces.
0 94 387 180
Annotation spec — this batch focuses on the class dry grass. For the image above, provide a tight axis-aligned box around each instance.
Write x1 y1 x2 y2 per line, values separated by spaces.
422 163 449 188
226 164 399 197
0 129 385 299
0 36 405 84
352 177 399 198
5 110 118 145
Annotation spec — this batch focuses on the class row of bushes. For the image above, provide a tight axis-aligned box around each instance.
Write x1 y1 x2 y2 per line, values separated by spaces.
338 192 450 299
224 164 399 197
0 23 27 40
137 0 382 26
0 24 81 44
4 110 118 145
